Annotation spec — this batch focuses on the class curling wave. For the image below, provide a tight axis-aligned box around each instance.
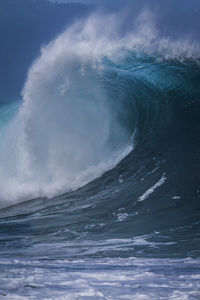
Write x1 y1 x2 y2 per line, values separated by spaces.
0 12 199 210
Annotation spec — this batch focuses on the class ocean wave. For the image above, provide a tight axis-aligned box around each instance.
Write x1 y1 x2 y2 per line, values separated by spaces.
0 11 199 209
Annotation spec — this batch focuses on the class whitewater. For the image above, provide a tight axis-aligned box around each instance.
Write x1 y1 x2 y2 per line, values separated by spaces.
0 7 200 300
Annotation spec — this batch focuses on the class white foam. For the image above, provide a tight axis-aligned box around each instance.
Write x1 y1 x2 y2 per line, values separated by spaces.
138 174 166 202
1 257 200 300
0 15 135 208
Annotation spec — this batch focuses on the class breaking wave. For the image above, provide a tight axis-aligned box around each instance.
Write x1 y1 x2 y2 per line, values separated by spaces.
0 11 199 209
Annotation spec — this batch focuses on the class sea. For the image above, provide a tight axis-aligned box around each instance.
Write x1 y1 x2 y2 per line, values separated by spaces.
0 3 200 299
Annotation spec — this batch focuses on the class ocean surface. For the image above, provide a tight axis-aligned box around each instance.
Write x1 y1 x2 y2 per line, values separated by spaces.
0 7 200 300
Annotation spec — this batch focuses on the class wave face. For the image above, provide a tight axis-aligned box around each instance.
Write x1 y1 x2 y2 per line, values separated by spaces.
0 10 200 300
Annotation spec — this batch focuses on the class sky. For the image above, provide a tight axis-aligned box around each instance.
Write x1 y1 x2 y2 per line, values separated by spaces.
49 0 200 10
49 0 104 3
48 0 126 7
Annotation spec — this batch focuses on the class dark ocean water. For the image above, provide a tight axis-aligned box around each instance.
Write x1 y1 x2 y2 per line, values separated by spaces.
0 6 200 300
